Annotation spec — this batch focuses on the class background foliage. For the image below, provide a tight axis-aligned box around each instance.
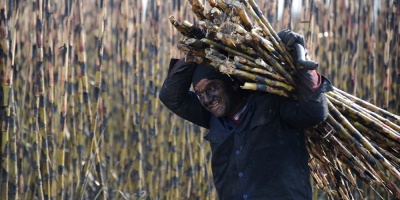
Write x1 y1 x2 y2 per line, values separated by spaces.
0 0 398 199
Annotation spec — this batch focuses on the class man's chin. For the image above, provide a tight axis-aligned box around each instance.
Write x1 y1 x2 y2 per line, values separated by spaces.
207 105 226 117
210 110 226 118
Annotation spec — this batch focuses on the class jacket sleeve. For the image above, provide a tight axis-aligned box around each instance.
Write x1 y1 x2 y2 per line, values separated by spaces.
159 58 211 128
279 76 333 129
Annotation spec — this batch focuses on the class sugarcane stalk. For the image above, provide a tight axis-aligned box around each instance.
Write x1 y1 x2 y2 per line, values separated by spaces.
245 0 296 70
371 142 400 168
239 0 296 71
234 56 274 74
197 20 220 33
7 2 19 198
217 63 295 93
307 141 348 187
172 127 180 199
216 32 258 57
43 1 58 197
196 135 207 198
234 61 286 82
325 114 382 173
229 22 248 35
33 0 53 198
188 0 207 20
327 94 400 144
16 28 26 200
245 36 296 86
184 124 195 199
8 90 18 200
325 114 400 197
337 153 374 186
67 41 80 198
201 38 255 62
327 100 400 183
363 110 400 134
55 2 73 197
0 1 11 199
184 38 207 48
309 159 333 197
75 67 85 184
204 47 229 60
233 56 256 67
177 41 206 58
254 58 278 73
56 43 68 200
241 82 293 98
373 160 400 199
308 152 340 199
249 29 282 60
32 118 45 200
25 80 37 199
135 129 146 199
334 87 400 123
182 20 206 39
231 0 253 31
348 119 400 153
87 1 108 199
69 2 85 187
113 4 130 197
75 0 97 198
206 0 231 16
328 134 381 184
329 91 400 133
169 15 191 37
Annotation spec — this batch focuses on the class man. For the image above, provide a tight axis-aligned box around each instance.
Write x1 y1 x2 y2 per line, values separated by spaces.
159 30 332 200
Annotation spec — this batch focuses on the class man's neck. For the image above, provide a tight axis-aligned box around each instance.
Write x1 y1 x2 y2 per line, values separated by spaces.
229 92 251 124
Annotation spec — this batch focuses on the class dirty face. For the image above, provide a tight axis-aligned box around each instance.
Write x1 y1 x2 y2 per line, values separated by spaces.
194 79 241 117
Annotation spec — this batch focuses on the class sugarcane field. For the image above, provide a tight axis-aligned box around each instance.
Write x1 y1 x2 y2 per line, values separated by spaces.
0 0 400 199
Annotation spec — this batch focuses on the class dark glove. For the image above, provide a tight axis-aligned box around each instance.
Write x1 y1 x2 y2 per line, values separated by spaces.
277 30 325 100
277 29 317 69
293 43 322 100
277 29 305 49
277 29 316 68
278 30 333 100
292 44 335 101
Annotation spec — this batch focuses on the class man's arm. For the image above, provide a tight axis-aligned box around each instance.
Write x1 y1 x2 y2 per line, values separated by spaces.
276 29 332 128
159 58 211 128
279 76 332 129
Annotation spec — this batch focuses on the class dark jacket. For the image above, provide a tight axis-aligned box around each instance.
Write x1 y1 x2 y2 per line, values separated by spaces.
159 58 332 200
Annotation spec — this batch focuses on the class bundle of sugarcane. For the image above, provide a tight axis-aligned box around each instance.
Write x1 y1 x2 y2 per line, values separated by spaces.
170 0 400 199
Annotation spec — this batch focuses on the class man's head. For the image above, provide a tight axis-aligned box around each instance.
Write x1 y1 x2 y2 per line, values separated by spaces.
192 64 246 117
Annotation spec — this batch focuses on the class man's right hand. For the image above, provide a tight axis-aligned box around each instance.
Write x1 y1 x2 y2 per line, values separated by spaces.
277 29 305 49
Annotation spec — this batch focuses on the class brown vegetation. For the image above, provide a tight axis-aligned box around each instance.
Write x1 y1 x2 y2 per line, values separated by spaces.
0 0 398 199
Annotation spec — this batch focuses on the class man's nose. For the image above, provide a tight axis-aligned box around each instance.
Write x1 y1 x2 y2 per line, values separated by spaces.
202 93 212 104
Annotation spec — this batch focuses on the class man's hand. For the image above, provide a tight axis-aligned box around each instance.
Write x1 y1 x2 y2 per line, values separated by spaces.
277 29 305 49
277 29 317 70
278 29 322 100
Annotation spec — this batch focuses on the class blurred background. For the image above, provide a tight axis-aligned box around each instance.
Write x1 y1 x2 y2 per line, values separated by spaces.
0 0 398 199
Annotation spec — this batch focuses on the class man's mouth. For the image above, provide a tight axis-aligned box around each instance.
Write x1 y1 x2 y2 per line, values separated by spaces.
208 102 219 110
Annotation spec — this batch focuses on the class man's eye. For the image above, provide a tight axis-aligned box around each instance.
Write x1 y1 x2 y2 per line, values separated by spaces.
207 86 217 92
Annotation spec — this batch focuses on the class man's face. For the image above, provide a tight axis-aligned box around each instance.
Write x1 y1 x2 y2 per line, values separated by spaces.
194 78 239 117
